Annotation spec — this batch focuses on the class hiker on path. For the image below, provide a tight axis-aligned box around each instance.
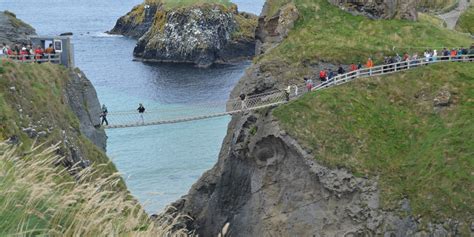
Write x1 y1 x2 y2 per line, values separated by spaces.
366 58 374 68
100 104 109 126
137 103 146 124
337 65 345 75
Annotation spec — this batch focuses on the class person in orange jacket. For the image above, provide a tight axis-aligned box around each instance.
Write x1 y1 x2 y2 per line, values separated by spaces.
366 57 374 68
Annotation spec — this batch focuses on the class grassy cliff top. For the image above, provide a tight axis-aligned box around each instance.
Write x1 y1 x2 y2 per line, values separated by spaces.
258 0 473 66
274 63 474 229
145 0 234 10
456 2 474 34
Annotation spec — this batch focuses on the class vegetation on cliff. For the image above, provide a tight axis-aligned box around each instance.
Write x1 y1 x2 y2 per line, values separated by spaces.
0 62 193 235
258 0 472 67
0 62 117 179
456 2 474 34
274 63 473 231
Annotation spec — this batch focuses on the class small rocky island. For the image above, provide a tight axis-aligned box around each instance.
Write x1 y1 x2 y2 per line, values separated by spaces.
109 0 258 67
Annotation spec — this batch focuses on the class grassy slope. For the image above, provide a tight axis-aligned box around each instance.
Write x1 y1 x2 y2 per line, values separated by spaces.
274 63 473 228
0 62 118 179
456 2 474 34
0 62 165 234
0 144 157 236
259 0 473 66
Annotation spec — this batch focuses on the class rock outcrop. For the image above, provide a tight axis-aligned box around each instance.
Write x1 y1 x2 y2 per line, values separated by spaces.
159 109 466 236
255 2 299 55
328 0 418 21
110 2 257 67
155 1 472 236
65 69 107 151
0 11 36 45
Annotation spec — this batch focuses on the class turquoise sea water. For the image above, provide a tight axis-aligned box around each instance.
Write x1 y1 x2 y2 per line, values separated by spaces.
1 0 264 213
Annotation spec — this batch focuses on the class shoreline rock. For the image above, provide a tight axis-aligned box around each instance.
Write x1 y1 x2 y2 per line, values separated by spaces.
110 2 257 67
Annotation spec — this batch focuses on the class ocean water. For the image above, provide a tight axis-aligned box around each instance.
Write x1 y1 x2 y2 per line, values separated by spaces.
1 0 264 213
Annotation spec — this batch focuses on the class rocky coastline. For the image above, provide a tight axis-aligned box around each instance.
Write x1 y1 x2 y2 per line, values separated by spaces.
155 1 473 236
109 1 257 67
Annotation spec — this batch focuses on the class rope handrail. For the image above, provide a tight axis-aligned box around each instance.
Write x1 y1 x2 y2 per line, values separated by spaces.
103 55 473 129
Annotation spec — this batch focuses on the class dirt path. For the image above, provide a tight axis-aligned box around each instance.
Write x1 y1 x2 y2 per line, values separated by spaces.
438 0 470 29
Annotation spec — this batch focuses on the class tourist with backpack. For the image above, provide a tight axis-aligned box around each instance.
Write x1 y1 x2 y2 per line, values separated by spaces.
319 69 327 81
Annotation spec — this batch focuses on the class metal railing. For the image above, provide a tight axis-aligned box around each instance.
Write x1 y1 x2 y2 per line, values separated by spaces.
312 54 474 91
104 54 473 128
2 53 61 64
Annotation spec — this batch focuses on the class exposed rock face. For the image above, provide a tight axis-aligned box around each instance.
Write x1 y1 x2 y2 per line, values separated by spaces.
0 11 36 45
65 69 107 151
256 2 299 55
161 110 465 236
328 0 418 21
109 4 159 38
110 3 257 67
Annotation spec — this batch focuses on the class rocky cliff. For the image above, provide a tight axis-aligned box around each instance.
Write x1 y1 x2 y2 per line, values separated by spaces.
65 69 107 151
328 0 418 20
156 0 473 236
109 1 257 67
0 11 36 45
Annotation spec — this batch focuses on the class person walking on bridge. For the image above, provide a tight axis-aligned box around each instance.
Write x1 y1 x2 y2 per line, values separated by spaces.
100 104 109 126
137 103 146 124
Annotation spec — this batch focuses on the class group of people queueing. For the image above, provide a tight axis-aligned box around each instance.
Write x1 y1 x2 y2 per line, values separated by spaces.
305 46 474 91
0 42 56 61
100 103 146 126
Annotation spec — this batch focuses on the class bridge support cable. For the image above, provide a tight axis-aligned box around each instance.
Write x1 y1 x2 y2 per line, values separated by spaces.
104 55 473 129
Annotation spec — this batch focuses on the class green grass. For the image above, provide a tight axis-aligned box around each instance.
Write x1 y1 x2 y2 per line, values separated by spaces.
258 0 473 66
144 0 233 10
0 61 193 236
456 2 474 34
273 63 474 229
0 143 191 236
0 62 123 187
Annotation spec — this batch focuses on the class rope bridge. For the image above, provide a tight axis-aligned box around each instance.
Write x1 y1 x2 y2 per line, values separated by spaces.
104 55 473 129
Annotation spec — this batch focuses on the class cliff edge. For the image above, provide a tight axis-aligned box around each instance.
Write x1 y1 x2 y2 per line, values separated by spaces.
156 0 474 236
0 11 36 45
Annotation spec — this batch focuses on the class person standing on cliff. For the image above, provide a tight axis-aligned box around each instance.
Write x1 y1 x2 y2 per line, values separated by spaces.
137 103 146 124
100 104 109 126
